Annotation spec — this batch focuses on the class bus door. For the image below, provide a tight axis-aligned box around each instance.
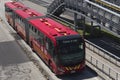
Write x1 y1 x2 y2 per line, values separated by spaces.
45 37 57 71
41 36 49 63
30 28 48 63
15 15 26 40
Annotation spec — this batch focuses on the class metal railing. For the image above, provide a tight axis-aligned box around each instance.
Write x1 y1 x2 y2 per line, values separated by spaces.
47 0 65 15
48 0 120 37
86 53 120 80
85 39 120 67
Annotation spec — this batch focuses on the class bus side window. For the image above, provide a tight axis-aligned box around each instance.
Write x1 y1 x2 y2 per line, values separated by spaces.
34 29 40 41
5 6 12 12
29 24 33 36
46 37 54 57
29 25 44 46
39 31 44 45
15 14 18 22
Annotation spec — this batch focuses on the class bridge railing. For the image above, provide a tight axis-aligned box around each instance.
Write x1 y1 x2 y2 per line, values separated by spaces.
64 0 120 37
85 39 120 67
86 53 120 80
47 0 65 15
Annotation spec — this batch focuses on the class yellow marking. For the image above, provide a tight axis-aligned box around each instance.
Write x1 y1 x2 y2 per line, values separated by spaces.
44 22 51 26
70 67 72 70
95 0 120 12
64 33 67 36
77 65 80 69
65 67 69 70
65 64 81 71
74 66 77 70
54 28 61 32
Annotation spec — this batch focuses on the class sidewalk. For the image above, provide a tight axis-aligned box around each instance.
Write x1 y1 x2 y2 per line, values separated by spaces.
20 0 47 14
0 0 46 80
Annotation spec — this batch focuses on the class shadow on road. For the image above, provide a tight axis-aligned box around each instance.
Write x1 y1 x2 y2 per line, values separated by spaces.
58 66 98 80
0 40 30 66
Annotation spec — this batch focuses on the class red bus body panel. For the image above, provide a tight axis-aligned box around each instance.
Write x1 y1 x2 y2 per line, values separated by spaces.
5 2 26 28
13 8 43 40
29 18 78 42
5 2 25 9
14 8 43 19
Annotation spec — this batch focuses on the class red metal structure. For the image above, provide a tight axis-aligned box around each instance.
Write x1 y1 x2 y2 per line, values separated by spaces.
5 1 85 75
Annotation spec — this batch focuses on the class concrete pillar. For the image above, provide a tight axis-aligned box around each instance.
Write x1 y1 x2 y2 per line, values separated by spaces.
91 21 94 35
25 20 29 44
81 16 86 37
74 13 77 31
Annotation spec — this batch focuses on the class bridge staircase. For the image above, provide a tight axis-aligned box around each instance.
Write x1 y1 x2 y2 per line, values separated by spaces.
47 0 65 16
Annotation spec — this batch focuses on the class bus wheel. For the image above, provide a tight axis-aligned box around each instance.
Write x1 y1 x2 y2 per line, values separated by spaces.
31 42 34 51
49 60 56 73
49 60 53 71
16 26 18 33
30 42 35 52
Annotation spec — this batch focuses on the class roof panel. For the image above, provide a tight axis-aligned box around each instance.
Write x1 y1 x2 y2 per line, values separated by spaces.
29 18 78 39
5 2 26 10
15 8 43 19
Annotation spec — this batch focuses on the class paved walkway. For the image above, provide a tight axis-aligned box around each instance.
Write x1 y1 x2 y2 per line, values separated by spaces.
0 0 46 80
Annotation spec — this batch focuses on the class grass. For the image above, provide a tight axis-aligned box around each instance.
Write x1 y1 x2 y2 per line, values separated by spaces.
84 22 120 43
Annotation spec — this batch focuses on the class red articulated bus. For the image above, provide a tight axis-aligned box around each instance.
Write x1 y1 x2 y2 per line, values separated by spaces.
5 1 26 28
5 1 85 75
13 8 43 41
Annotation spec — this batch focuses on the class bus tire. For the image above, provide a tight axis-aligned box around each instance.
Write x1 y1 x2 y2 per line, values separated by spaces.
49 60 53 71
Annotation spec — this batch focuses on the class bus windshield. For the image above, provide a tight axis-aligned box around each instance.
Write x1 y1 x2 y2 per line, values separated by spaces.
57 36 85 66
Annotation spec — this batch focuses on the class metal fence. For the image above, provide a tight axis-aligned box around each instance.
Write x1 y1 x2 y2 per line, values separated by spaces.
85 40 120 80
85 39 120 67
86 53 120 80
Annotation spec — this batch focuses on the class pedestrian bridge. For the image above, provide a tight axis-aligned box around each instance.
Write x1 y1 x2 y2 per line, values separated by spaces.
47 0 120 38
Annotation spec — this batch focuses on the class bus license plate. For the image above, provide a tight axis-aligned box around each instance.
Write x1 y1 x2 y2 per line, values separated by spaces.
71 70 75 73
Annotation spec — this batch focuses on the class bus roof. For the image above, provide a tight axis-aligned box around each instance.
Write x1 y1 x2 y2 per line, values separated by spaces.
14 8 43 19
5 1 26 10
29 18 78 39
